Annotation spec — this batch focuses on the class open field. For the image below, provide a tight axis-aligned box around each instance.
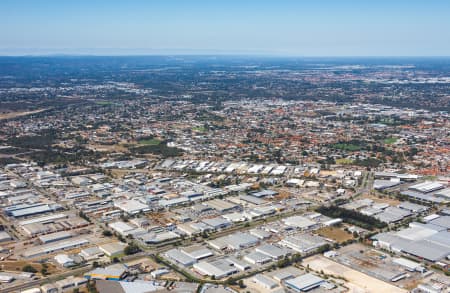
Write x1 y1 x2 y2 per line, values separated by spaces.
1 261 60 275
316 226 354 243
138 138 162 146
303 255 407 293
383 137 398 144
0 108 49 120
361 194 402 206
336 158 354 165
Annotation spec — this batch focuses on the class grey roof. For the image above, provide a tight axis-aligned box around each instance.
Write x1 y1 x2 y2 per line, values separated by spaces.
201 217 231 229
226 232 259 250
401 239 450 262
251 189 278 198
285 273 324 291
397 202 428 213
256 244 290 259
244 251 272 263
375 206 411 223
429 216 450 230
253 274 278 289
374 230 450 262
401 190 446 203
165 249 196 266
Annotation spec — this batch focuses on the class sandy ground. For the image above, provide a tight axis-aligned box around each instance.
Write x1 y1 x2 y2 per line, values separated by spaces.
303 255 407 293
316 226 354 243
0 108 49 120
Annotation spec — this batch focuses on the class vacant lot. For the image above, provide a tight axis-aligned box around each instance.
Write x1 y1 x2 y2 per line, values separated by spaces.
138 138 162 146
1 261 60 275
383 137 398 144
0 108 49 120
303 255 407 293
361 194 402 206
316 226 353 243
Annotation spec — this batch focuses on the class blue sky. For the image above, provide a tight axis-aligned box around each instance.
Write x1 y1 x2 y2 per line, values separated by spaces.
1 0 450 56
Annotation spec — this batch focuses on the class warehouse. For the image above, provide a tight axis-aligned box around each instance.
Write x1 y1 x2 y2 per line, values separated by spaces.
372 222 450 262
252 274 279 290
285 273 324 292
19 213 68 226
374 206 411 223
209 232 259 251
243 251 272 265
54 254 76 267
38 231 73 244
108 221 136 236
139 231 180 244
114 199 150 215
6 203 60 218
20 215 89 237
393 257 424 272
99 242 127 257
180 245 213 260
23 238 89 258
201 217 231 230
0 231 12 242
250 189 278 198
193 259 238 279
249 228 271 240
373 179 401 190
409 181 444 193
165 248 197 267
85 264 127 281
79 247 104 260
282 216 317 230
398 202 428 213
204 199 238 212
255 244 291 260
280 234 327 254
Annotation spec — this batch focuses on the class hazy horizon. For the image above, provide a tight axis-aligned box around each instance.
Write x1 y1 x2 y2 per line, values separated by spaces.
2 0 450 57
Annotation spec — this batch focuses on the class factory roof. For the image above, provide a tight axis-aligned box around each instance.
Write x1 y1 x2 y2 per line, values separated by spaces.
285 273 324 292
409 181 444 193
180 245 213 260
38 231 73 243
252 274 279 289
165 249 196 266
193 259 238 278
282 216 316 229
256 244 290 259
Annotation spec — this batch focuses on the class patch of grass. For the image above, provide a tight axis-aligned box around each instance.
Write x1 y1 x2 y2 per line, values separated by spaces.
383 137 397 144
95 101 114 106
331 143 361 151
192 126 207 132
317 227 353 243
335 158 354 165
138 138 161 146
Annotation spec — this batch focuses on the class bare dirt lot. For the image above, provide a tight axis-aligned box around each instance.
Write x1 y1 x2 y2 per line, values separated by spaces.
303 255 407 293
1 260 60 275
316 226 354 243
0 108 49 120
360 194 402 206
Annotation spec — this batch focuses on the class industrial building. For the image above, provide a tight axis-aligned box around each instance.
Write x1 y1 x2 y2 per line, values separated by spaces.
99 242 127 257
85 264 128 281
22 238 89 258
193 259 239 279
285 273 325 292
373 218 450 262
279 233 328 254
252 274 279 290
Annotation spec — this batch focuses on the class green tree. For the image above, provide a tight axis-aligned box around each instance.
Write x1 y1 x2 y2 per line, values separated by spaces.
22 265 37 273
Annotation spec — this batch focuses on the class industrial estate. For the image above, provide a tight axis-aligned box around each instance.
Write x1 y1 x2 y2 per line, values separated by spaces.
0 56 449 293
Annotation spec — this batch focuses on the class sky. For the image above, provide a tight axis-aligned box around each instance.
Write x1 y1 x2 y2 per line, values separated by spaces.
1 0 450 56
